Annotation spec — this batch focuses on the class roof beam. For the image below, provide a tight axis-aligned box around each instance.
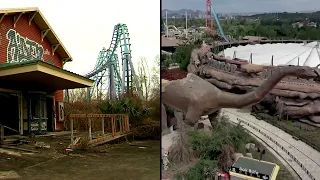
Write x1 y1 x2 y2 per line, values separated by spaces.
62 58 72 65
0 13 7 23
52 44 60 55
28 11 37 25
13 12 24 28
41 29 51 42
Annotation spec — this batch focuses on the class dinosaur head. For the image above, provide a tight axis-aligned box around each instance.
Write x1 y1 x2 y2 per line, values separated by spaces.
292 66 320 79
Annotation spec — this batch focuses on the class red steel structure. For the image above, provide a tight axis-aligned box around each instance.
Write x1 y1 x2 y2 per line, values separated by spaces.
205 0 213 29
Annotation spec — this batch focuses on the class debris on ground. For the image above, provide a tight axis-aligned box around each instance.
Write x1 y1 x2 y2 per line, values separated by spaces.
68 153 86 158
0 171 21 179
0 148 21 157
1 145 39 153
67 137 81 149
34 142 50 149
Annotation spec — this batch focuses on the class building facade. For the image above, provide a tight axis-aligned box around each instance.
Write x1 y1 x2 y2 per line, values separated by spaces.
0 8 93 135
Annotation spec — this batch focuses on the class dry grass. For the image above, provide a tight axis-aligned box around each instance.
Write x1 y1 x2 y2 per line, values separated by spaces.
131 118 160 140
218 145 236 172
168 119 194 164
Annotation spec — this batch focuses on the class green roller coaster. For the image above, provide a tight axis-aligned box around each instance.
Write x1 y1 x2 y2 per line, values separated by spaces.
84 23 141 99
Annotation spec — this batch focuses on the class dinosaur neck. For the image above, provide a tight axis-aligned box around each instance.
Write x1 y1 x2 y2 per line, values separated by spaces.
217 67 294 108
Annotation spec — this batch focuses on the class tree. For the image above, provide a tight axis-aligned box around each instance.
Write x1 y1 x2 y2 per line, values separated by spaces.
136 56 160 101
64 88 87 103
137 57 151 101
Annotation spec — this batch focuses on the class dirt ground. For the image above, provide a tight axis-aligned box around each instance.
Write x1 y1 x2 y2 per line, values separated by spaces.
0 135 160 180
161 68 187 80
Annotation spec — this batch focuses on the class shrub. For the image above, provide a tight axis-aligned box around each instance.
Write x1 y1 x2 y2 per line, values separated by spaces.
186 159 218 180
64 92 160 140
189 118 251 160
171 43 200 71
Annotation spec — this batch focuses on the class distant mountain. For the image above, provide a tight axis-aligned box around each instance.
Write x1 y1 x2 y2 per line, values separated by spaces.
162 9 320 19
161 9 267 18
161 9 206 18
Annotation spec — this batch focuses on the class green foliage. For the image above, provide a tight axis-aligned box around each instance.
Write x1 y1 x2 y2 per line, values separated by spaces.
222 17 320 40
171 43 200 71
179 116 253 179
160 53 172 69
100 94 145 123
168 12 320 40
189 117 252 160
99 93 160 140
185 159 218 180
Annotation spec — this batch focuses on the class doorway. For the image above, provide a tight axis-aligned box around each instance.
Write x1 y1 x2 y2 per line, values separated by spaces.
46 97 55 132
0 92 20 135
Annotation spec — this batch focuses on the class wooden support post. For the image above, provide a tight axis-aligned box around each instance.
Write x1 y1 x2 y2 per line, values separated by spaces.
119 117 122 134
126 115 130 132
88 117 92 140
112 117 115 137
101 117 104 135
70 118 74 145
0 125 4 146
124 117 127 133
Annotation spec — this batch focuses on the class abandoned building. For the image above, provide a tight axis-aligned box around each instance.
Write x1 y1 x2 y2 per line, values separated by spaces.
0 8 93 136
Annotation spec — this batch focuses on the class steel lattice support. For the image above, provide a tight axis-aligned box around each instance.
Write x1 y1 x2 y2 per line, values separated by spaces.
84 23 142 101
206 0 213 30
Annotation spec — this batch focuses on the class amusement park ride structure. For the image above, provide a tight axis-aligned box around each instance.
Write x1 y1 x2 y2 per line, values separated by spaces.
162 0 229 42
206 0 229 42
84 23 141 100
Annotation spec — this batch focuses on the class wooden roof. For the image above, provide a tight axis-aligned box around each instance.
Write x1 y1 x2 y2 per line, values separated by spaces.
0 7 72 63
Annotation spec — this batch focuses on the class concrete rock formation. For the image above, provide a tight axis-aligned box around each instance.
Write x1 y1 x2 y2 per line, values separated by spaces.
162 65 319 132
186 44 320 127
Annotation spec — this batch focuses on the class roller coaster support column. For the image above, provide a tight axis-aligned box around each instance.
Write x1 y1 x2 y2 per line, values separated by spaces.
109 65 116 99
122 53 132 94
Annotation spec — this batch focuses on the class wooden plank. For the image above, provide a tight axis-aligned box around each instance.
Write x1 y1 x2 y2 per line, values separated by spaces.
112 117 115 136
101 117 104 135
1 145 39 153
91 133 131 147
126 115 130 132
70 118 74 145
119 117 123 134
69 114 127 118
88 118 92 140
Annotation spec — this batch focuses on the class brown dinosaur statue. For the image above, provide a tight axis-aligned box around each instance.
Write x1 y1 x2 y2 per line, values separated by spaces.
162 66 320 132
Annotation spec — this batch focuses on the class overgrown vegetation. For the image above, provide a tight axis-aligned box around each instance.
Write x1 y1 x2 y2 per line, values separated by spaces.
64 56 160 140
162 42 201 71
172 115 294 179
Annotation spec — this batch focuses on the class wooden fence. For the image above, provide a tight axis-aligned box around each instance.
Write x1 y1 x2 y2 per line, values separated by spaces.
68 114 130 147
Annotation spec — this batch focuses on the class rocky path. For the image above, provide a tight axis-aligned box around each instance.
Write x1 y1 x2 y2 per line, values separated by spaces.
222 108 320 180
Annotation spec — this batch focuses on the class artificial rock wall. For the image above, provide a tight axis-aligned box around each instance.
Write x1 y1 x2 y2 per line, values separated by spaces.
188 45 320 127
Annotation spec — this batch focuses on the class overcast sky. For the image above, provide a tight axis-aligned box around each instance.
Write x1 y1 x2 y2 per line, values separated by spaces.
2 0 160 75
162 0 320 13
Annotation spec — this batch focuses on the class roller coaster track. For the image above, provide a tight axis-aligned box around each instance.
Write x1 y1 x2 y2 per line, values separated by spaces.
84 23 141 99
210 2 229 42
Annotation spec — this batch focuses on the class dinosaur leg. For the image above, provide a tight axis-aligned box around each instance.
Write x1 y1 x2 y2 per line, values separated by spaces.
185 106 202 126
162 103 170 135
173 110 184 130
